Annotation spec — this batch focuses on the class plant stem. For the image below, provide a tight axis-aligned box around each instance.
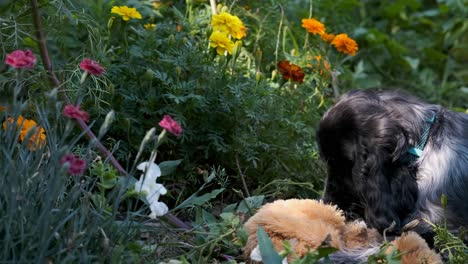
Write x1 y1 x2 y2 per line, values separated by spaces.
209 0 217 15
235 154 250 197
30 0 191 230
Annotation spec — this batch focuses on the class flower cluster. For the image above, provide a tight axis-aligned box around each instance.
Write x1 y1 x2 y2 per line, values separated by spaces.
2 115 46 150
134 162 169 218
144 23 156 30
111 6 142 21
60 154 87 175
159 115 182 136
63 104 90 123
277 60 306 83
307 55 331 76
5 49 36 69
301 18 358 56
209 12 246 55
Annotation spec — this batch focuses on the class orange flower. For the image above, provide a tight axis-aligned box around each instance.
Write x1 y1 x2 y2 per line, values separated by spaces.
301 18 325 35
277 60 305 83
320 33 335 43
331 33 358 56
2 115 46 150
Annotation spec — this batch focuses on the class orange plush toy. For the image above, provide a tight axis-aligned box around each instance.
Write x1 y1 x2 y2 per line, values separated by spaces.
244 199 441 264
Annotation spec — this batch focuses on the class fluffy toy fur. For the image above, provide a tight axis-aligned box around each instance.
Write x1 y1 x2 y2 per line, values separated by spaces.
244 199 441 264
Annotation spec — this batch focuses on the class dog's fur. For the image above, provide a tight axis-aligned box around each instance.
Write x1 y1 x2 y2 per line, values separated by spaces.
243 199 441 263
317 89 468 241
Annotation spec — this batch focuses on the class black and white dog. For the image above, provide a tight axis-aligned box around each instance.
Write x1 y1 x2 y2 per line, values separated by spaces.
317 89 468 243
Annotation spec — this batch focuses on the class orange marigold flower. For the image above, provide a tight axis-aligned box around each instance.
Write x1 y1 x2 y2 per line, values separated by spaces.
320 33 335 43
331 33 358 56
277 60 305 83
301 18 326 35
2 115 46 150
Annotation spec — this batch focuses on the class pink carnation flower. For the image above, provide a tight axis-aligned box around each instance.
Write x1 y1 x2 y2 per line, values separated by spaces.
158 115 183 136
63 104 90 123
79 58 105 75
5 49 37 69
60 154 87 175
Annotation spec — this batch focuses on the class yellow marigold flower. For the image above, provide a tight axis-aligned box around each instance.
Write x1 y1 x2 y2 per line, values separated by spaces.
301 18 326 35
144 23 156 30
209 31 235 55
111 6 142 21
320 33 335 43
211 12 247 39
331 33 358 56
2 115 46 150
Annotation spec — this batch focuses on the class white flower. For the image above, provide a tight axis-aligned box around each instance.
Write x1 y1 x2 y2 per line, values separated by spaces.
137 161 161 179
135 161 169 218
149 201 169 219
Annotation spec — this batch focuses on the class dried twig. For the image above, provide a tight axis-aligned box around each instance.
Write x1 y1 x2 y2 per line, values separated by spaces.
235 154 251 197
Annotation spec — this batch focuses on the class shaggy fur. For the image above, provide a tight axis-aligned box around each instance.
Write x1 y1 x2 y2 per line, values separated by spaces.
317 89 468 242
243 199 441 263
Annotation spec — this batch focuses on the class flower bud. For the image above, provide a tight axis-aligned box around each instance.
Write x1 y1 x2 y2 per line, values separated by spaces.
441 193 447 209
255 71 263 83
168 34 175 45
220 4 228 13
271 69 277 81
175 66 182 77
107 17 115 30
142 68 154 81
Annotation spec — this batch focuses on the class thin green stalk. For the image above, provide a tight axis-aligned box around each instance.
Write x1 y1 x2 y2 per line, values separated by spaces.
303 0 314 49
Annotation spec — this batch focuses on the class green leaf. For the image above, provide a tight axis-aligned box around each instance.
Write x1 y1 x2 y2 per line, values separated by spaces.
159 159 182 176
315 246 338 259
174 188 225 210
257 225 283 264
403 56 420 70
237 195 265 214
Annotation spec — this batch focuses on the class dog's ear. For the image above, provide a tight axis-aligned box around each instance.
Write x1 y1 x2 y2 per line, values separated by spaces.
354 132 418 233
391 127 410 162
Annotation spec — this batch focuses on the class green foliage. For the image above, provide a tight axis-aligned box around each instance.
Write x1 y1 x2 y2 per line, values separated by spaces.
367 242 402 264
0 0 466 262
433 223 468 264
0 103 144 262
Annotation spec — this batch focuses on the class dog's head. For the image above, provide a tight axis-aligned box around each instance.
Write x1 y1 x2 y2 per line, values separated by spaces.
317 90 419 232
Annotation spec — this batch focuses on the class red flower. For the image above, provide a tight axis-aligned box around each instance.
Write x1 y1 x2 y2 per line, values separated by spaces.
79 58 105 75
63 104 90 123
5 49 36 69
159 115 183 136
277 60 305 83
60 154 87 175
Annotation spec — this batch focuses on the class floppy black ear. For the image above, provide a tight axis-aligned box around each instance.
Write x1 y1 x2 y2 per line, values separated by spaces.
354 134 418 233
